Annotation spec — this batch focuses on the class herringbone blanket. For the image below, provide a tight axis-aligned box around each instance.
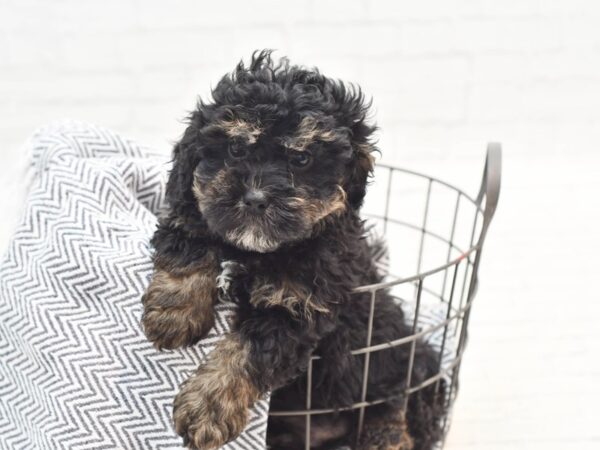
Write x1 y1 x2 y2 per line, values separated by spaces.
0 121 269 450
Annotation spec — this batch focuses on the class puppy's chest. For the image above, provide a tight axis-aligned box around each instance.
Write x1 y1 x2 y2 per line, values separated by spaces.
214 251 308 306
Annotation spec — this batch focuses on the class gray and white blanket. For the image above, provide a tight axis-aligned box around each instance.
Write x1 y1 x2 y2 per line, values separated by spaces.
0 121 269 450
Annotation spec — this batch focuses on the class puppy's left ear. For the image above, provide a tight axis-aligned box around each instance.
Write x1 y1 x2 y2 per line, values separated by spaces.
344 122 377 209
165 109 205 218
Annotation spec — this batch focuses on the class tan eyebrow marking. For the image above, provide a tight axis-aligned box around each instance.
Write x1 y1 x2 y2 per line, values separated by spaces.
217 119 262 144
283 116 339 152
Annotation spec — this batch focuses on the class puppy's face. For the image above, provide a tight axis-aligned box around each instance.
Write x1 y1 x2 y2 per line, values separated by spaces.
192 114 357 252
168 52 375 253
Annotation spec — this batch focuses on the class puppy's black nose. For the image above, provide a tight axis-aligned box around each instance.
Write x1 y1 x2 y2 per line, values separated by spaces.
243 190 269 212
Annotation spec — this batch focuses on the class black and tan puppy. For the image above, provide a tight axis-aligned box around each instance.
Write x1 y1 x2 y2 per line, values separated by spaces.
142 51 445 450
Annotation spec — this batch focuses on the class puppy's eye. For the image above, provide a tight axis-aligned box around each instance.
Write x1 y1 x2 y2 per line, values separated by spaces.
289 151 312 168
228 143 247 159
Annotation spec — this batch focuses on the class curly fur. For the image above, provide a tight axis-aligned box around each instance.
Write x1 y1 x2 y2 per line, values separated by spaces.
141 50 447 450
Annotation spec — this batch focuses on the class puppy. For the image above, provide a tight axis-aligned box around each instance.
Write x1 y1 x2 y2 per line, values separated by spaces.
141 51 446 450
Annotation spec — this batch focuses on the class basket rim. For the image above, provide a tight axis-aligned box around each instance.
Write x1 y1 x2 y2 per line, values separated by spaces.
374 161 481 207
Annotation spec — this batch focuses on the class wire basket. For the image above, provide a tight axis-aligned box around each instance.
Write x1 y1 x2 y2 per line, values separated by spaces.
268 144 502 449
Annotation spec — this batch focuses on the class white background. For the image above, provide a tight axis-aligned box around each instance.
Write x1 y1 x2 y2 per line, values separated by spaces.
1 1 599 449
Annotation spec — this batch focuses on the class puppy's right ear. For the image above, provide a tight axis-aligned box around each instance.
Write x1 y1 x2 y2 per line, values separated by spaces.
345 139 376 209
165 112 204 218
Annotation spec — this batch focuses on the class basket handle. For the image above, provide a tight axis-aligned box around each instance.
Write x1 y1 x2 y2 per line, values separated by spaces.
476 142 502 245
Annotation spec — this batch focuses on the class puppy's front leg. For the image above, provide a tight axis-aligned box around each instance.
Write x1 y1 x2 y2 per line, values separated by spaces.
174 305 328 449
142 249 219 350
173 332 261 449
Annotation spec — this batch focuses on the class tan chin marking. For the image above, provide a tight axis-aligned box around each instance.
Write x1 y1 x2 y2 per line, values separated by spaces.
173 334 261 449
225 227 280 253
250 276 330 319
217 119 262 144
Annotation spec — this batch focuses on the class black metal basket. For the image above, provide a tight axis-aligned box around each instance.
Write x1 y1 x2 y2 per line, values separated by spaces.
268 144 502 449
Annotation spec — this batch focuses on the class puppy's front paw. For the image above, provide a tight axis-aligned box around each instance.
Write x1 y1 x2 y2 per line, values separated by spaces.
142 303 213 350
173 335 262 449
173 371 250 449
357 411 414 450
142 269 217 350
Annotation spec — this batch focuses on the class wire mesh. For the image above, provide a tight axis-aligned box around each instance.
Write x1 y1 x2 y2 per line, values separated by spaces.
268 144 502 449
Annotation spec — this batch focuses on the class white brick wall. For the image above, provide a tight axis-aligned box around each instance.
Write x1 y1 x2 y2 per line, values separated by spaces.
1 0 599 160
1 1 599 448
